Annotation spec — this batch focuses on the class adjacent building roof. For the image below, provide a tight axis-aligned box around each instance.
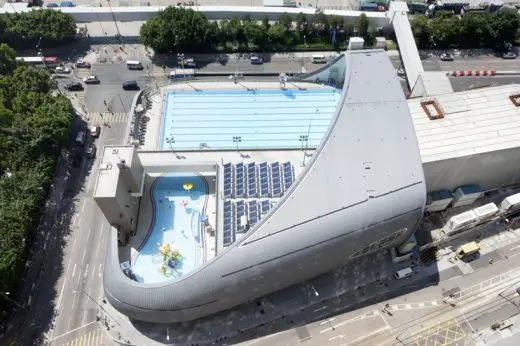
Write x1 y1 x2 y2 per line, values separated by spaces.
409 84 520 163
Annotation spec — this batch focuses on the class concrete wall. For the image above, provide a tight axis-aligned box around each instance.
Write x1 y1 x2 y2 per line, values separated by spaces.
423 148 520 192
115 177 140 233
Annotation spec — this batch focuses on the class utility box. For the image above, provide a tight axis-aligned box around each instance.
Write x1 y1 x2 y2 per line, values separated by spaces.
451 185 483 208
375 37 387 49
499 193 520 214
348 37 365 50
426 190 453 213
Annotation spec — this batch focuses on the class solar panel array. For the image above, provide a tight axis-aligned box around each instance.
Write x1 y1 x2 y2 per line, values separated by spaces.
221 161 293 247
235 163 246 198
247 163 257 197
223 200 235 247
223 163 233 198
259 162 270 197
283 162 294 190
270 162 283 197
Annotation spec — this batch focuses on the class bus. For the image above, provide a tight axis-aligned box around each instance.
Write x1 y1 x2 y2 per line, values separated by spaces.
15 56 59 69
16 56 45 67
169 69 195 80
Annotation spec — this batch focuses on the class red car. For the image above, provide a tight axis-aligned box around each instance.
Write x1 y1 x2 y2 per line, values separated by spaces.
89 124 101 138
75 59 91 68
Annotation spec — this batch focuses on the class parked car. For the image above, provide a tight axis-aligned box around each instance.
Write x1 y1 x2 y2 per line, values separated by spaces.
183 58 196 68
55 66 72 74
59 1 75 6
84 75 100 84
440 53 454 61
75 59 91 68
501 52 517 59
46 2 59 7
75 130 86 146
85 144 97 159
89 124 101 138
66 82 83 91
72 151 83 167
250 56 263 65
122 80 139 90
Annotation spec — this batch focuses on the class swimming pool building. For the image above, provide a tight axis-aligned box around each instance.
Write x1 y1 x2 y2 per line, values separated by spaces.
93 49 520 324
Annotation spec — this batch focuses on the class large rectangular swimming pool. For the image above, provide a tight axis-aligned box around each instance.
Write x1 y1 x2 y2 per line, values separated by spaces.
160 89 342 150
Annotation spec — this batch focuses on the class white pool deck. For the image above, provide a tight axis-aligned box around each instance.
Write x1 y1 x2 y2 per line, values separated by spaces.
141 81 338 151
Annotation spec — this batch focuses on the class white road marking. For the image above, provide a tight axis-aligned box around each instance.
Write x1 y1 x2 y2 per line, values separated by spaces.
314 306 328 313
98 264 103 277
320 317 336 325
379 310 392 330
72 264 77 278
462 312 475 332
340 327 390 345
84 264 89 278
55 257 72 311
82 248 87 263
75 217 81 227
81 200 86 214
87 227 92 241
50 321 97 341
329 335 345 341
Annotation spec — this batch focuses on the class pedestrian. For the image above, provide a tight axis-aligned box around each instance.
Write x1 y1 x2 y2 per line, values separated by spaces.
489 257 494 265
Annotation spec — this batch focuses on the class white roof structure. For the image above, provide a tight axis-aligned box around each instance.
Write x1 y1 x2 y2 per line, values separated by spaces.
408 84 520 163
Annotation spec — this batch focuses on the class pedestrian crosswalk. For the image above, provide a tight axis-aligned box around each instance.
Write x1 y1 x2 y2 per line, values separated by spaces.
85 112 128 124
72 90 85 105
152 66 166 79
75 68 90 78
61 328 106 346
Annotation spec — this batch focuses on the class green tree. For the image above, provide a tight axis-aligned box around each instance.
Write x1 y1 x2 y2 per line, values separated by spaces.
355 13 370 39
489 8 520 46
0 44 16 75
411 16 431 48
140 6 211 53
4 9 76 49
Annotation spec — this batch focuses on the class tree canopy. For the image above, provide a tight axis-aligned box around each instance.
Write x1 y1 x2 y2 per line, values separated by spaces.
0 9 76 49
0 43 73 303
411 8 520 50
140 7 377 53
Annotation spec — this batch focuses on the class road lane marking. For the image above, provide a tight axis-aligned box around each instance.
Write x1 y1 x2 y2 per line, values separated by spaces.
82 248 87 263
339 326 390 345
84 264 89 279
320 317 335 325
72 264 77 278
55 257 72 311
98 264 103 277
314 306 328 313
50 321 97 341
81 200 86 214
329 335 345 341
87 227 92 241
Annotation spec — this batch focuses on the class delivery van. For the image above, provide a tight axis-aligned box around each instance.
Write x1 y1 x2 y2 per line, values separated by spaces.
394 267 413 280
456 241 480 260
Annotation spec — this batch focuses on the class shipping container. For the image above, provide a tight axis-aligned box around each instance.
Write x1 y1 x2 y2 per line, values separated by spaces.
499 193 520 214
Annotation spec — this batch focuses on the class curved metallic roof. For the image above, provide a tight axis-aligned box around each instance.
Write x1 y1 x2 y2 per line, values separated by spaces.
103 49 426 323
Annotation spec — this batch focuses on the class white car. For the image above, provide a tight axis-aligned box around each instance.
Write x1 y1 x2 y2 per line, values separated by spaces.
183 58 196 68
83 75 100 84
55 66 72 74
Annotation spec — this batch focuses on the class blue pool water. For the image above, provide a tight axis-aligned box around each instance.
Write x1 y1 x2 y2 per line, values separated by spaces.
160 89 342 150
132 173 208 284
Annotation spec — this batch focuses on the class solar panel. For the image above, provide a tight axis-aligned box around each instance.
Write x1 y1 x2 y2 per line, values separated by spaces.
260 200 270 214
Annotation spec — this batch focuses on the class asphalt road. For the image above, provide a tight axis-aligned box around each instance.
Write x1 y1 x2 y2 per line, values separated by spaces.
239 249 520 346
450 76 520 92
47 122 128 346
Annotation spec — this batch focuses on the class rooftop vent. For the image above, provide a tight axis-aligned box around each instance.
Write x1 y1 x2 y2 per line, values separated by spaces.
112 149 119 154
421 99 444 120
509 94 520 107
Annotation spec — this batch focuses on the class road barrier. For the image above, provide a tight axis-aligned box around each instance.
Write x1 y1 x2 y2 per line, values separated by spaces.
448 70 496 77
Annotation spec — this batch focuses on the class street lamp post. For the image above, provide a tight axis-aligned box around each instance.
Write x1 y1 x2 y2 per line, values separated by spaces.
299 135 309 167
232 136 242 152
166 136 180 159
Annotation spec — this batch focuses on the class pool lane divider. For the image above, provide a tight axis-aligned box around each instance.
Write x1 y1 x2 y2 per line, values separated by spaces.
132 174 162 264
